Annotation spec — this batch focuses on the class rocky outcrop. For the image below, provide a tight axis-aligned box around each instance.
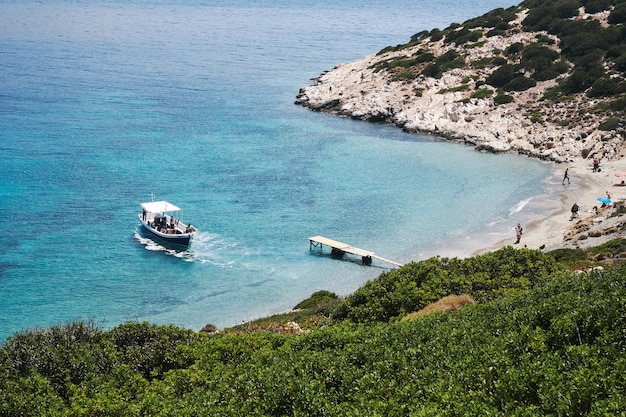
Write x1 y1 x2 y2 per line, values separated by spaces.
296 9 626 163
563 202 626 248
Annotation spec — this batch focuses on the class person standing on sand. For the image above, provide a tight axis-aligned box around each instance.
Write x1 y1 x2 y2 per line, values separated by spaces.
571 203 580 220
562 168 570 185
515 223 523 244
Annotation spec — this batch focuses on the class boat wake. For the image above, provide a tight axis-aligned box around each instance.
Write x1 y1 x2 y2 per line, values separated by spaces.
134 230 194 260
134 229 261 267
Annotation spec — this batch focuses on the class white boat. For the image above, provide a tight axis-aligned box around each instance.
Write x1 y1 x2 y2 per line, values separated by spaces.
138 200 195 248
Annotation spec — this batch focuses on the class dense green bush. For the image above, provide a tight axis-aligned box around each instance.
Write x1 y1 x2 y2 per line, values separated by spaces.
486 64 520 88
608 2 626 25
505 41 524 56
598 116 622 131
465 7 518 30
2 261 626 416
559 21 606 58
560 67 595 94
470 88 494 99
520 43 561 81
610 95 626 111
587 77 626 98
331 247 558 323
494 93 515 104
505 76 538 91
421 50 465 78
583 0 612 14
429 28 444 42
444 26 484 46
294 290 338 310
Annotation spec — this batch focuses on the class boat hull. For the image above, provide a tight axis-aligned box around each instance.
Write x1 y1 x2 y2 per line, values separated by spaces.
138 216 193 249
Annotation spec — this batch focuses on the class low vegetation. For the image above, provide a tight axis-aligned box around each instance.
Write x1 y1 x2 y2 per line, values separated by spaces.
372 0 626 130
2 240 626 416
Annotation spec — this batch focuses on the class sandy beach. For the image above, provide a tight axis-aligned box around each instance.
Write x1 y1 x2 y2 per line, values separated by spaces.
482 156 626 254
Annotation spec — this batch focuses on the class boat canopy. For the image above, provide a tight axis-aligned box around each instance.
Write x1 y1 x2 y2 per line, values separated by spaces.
141 201 182 214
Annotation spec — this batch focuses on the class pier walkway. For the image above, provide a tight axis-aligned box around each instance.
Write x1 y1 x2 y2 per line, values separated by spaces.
308 235 404 267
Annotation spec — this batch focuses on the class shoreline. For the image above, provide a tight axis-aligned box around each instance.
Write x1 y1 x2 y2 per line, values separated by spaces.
425 156 626 260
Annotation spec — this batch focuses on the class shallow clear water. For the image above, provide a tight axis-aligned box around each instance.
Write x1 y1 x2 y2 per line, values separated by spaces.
0 0 548 341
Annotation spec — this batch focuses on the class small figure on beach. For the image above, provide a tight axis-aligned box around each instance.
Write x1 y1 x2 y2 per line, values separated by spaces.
570 203 580 220
593 205 599 214
593 158 600 172
515 223 523 244
607 191 611 200
562 168 570 185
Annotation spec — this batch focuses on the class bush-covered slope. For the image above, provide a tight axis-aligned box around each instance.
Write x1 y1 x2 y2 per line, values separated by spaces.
331 246 559 323
382 0 626 108
2 245 626 416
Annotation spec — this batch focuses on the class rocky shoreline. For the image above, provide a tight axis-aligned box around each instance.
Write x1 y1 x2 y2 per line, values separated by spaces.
295 9 626 163
295 6 626 254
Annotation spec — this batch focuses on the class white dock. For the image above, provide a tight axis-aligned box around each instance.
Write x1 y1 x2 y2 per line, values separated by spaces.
308 236 404 267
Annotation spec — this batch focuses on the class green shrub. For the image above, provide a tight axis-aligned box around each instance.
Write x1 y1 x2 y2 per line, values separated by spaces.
471 88 494 99
587 77 625 98
560 68 594 94
429 28 443 41
410 30 430 42
608 3 626 25
294 290 338 310
547 247 587 267
521 43 560 67
444 27 484 45
542 85 564 101
486 64 518 88
438 84 470 94
505 42 524 55
598 117 621 131
421 50 465 78
494 93 515 104
609 96 626 112
3 244 626 415
583 0 612 14
536 33 556 45
492 56 508 66
505 76 537 91
332 247 558 323
414 50 436 63
472 57 493 69
465 40 487 49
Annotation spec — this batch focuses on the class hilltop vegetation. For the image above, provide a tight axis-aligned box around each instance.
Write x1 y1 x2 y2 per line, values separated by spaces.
296 0 626 161
2 241 626 416
377 0 626 116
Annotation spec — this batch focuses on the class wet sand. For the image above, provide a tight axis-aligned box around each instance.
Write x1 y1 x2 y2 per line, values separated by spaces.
414 157 626 261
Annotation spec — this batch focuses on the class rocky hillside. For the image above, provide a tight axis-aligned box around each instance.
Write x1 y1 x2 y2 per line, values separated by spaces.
296 0 626 162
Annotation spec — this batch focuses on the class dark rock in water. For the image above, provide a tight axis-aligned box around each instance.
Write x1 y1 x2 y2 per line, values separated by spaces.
200 323 219 334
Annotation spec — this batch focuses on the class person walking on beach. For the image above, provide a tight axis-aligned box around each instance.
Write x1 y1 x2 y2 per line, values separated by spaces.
515 223 523 244
562 168 570 185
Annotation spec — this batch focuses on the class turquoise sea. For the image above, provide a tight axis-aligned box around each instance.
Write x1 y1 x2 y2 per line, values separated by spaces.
0 0 553 341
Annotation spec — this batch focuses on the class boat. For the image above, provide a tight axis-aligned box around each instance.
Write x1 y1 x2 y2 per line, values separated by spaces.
138 200 196 249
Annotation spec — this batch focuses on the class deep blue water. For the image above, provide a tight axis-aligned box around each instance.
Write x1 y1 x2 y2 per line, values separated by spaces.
0 0 550 341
